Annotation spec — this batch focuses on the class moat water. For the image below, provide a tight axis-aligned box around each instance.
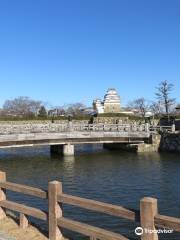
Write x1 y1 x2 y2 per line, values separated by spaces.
0 145 179 240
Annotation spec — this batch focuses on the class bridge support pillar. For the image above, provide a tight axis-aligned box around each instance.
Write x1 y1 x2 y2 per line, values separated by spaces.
50 144 74 156
63 144 74 156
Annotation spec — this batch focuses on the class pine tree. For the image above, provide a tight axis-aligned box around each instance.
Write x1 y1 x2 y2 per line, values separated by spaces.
38 106 47 117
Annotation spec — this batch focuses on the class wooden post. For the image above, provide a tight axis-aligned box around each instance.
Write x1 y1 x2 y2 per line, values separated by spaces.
20 213 28 229
0 171 6 219
48 181 63 240
140 197 158 240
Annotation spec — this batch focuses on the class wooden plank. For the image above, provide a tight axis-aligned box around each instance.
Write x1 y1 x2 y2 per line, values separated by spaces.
58 193 135 221
0 172 6 219
90 237 96 240
58 217 129 240
48 181 63 240
0 200 47 221
155 214 180 232
0 181 47 199
20 213 28 229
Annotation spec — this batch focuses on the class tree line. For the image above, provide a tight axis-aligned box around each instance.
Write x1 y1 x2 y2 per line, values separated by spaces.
0 97 87 119
0 80 178 120
128 80 177 118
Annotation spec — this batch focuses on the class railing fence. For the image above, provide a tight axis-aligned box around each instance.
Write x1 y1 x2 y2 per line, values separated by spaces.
0 171 179 240
0 123 176 135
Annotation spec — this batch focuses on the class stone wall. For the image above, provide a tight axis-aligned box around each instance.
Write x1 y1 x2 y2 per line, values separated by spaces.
136 133 180 153
104 104 121 113
93 116 159 125
160 132 180 152
0 120 89 125
93 116 129 124
104 133 180 153
0 117 160 126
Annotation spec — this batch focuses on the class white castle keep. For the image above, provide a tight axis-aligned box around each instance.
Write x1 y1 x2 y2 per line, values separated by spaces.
93 88 121 114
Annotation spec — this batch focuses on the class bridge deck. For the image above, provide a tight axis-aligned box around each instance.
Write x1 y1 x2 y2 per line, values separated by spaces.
0 123 154 148
0 131 149 148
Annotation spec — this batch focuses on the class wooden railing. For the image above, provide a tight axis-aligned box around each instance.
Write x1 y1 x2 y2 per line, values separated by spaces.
0 171 180 240
0 172 48 227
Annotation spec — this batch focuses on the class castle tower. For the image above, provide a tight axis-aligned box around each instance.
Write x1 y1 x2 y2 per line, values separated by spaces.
103 88 121 113
93 99 104 114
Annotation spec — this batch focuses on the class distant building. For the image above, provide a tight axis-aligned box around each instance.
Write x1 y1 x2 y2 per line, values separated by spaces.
82 108 95 115
48 108 65 117
93 99 104 114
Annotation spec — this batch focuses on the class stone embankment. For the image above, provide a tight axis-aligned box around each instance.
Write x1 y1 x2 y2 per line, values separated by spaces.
104 133 180 153
160 132 180 152
131 132 180 153
131 133 180 153
135 134 161 152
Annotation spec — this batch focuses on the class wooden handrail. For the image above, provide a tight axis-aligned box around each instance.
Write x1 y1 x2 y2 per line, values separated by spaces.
0 200 47 221
155 214 180 232
57 217 129 240
58 193 135 221
0 181 47 199
1 171 180 240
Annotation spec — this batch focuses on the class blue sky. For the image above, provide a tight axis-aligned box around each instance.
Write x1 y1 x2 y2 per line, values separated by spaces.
0 0 180 108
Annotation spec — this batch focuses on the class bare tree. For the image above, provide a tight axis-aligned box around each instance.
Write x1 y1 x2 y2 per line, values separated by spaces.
155 80 176 117
65 103 86 116
149 101 163 116
3 97 42 116
128 98 150 118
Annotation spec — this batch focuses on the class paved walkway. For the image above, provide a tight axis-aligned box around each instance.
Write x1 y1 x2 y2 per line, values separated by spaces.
0 232 15 240
0 217 49 240
0 217 68 240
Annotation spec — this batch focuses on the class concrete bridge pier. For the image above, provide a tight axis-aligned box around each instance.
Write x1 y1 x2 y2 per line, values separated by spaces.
63 144 74 156
50 144 74 156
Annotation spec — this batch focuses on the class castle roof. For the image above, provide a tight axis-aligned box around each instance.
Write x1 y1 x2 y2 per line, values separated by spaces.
104 88 120 104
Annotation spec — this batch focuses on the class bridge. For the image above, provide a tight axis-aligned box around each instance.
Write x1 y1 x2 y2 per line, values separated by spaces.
0 123 174 155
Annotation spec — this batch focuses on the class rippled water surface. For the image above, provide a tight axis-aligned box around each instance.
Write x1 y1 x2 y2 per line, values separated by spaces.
0 145 179 240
